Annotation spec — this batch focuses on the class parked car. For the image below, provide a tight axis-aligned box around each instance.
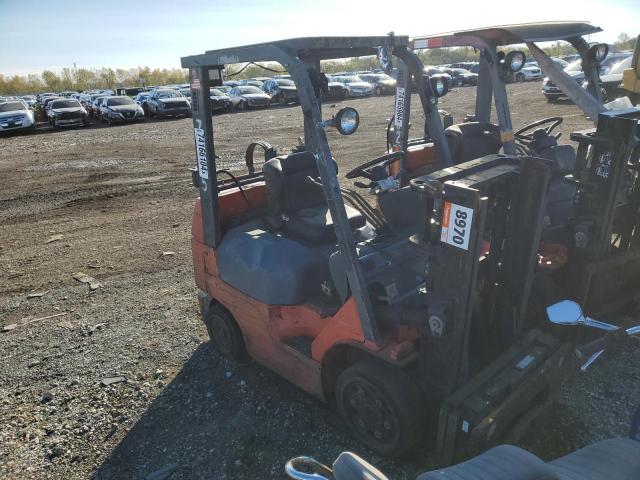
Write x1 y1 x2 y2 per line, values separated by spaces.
447 68 478 86
324 79 348 100
262 78 298 105
100 96 146 125
19 95 36 108
0 100 36 133
228 86 271 110
143 89 191 118
543 53 631 101
216 85 232 95
46 98 88 128
332 76 373 97
239 79 265 88
513 61 542 82
210 88 233 112
587 56 633 102
358 73 396 95
133 92 151 105
89 95 108 117
451 62 480 73
77 94 92 111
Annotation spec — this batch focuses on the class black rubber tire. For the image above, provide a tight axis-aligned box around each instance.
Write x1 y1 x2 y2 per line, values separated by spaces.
238 101 247 111
204 303 246 360
279 94 287 106
516 73 525 82
336 360 426 458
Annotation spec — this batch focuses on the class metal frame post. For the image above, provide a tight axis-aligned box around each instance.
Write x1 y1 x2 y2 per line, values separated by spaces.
189 66 219 248
283 52 380 342
475 54 492 123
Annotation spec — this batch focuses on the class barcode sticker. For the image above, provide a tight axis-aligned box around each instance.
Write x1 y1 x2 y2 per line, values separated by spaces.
440 202 473 250
194 128 208 180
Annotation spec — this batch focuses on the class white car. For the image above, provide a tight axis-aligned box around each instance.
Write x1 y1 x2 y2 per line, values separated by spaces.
0 100 36 133
333 76 374 97
514 62 542 82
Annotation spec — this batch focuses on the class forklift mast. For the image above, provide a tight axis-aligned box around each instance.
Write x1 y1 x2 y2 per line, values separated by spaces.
566 108 640 312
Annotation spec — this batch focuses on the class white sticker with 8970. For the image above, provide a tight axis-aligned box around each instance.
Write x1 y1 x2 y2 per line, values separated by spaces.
440 201 474 250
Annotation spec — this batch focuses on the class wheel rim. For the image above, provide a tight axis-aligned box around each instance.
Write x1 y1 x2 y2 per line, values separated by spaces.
341 377 400 448
210 314 233 355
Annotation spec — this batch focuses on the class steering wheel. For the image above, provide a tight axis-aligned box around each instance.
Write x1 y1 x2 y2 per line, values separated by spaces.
515 116 563 141
345 151 405 180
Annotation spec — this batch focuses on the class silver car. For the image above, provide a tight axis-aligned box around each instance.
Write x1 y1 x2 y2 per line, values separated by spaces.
332 76 374 97
0 100 36 133
228 86 271 110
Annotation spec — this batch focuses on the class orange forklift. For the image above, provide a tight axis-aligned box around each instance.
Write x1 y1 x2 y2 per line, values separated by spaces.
181 36 572 462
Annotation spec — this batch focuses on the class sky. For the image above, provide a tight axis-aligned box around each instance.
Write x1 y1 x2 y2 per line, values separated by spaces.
0 0 638 75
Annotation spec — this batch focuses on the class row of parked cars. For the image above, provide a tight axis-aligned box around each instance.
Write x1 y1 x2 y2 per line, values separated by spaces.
542 52 633 101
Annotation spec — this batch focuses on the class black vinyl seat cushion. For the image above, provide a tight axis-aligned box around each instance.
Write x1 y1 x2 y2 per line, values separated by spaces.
263 151 365 244
445 122 502 164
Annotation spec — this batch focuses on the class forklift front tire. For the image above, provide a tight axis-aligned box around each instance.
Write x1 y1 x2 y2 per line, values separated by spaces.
336 360 425 458
205 304 246 360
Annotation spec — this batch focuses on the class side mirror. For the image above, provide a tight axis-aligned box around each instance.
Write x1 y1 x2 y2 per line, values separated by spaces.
505 51 526 73
333 107 359 135
546 300 585 325
588 43 609 63
429 74 449 98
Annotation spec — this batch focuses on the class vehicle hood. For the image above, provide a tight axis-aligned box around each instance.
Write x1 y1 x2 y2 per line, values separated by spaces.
378 79 396 85
51 107 85 114
240 93 270 99
210 95 230 101
279 86 298 92
600 73 623 84
159 98 189 104
109 105 140 112
347 82 372 88
328 81 346 87
0 110 30 119
522 66 541 73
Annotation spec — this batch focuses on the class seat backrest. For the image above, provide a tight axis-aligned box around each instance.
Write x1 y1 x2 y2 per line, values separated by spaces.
417 445 559 480
445 122 502 164
263 151 326 216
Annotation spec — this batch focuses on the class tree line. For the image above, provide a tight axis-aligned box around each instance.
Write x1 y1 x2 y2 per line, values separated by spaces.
1 34 636 95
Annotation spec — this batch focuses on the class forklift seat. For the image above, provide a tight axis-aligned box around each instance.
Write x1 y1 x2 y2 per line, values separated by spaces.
263 151 365 244
445 122 502 164
415 438 640 480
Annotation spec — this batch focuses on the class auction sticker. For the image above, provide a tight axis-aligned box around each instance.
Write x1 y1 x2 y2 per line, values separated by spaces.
394 87 406 128
194 128 208 180
440 201 473 250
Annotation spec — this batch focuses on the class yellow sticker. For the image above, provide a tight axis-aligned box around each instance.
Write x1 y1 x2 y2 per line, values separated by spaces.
500 130 515 143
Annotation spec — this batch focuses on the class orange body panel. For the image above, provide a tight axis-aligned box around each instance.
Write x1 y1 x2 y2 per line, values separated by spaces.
389 143 440 178
192 195 411 401
219 181 268 223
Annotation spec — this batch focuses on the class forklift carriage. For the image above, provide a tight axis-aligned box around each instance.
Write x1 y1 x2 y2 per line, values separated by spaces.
181 35 574 461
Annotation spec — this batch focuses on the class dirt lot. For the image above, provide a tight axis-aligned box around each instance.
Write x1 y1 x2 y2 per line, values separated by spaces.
1 81 639 480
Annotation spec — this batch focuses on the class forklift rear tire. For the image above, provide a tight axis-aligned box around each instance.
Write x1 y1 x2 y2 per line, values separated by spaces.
205 304 246 360
336 360 425 458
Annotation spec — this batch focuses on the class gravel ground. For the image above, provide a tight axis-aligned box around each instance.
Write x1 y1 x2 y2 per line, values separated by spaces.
1 81 639 479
